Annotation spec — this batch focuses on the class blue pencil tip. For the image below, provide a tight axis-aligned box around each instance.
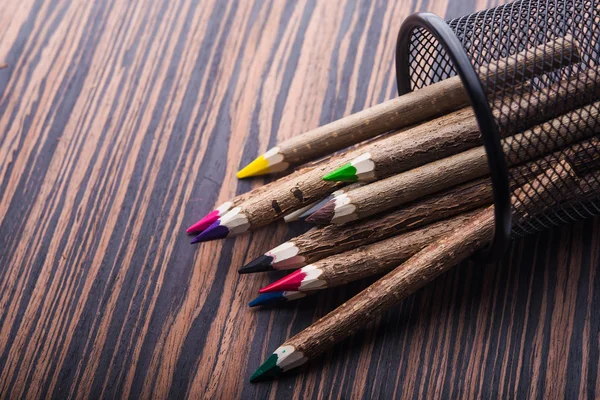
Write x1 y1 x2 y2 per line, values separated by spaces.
249 292 287 307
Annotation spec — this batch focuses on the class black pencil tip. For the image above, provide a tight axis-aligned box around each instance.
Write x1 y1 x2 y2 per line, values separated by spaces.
238 255 275 274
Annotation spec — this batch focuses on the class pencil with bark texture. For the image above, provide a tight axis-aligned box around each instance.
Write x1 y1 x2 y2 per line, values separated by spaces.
282 184 363 223
185 146 350 234
308 100 600 225
249 161 578 382
323 68 600 183
186 164 307 234
193 62 583 243
236 36 577 178
249 167 600 307
238 178 493 273
239 137 600 273
257 211 478 293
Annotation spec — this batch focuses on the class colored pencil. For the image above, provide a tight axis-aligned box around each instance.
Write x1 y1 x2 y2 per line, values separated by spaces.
323 67 600 183
195 65 592 241
197 67 597 241
259 166 600 294
282 201 322 223
237 36 577 178
250 161 577 382
238 177 493 273
186 158 323 234
186 141 367 234
191 130 410 242
239 137 600 273
309 100 600 225
259 211 478 293
282 183 363 223
248 291 309 307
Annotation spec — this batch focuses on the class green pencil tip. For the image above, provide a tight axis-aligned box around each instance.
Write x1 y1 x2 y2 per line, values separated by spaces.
322 164 358 182
250 354 283 383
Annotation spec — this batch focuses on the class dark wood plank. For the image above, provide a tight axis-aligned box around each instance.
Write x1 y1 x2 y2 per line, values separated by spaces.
0 0 598 398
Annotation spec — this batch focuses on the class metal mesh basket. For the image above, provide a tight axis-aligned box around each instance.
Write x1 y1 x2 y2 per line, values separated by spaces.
396 0 600 260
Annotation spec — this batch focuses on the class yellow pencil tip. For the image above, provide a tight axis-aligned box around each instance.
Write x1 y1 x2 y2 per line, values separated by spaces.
237 155 270 178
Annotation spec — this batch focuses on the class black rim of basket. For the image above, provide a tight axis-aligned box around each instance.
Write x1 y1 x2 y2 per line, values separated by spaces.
395 12 512 262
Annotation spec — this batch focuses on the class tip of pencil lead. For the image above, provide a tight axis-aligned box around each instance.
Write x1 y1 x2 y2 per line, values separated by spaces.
237 155 270 178
299 197 331 219
238 255 275 274
250 354 283 383
186 210 220 234
323 164 358 182
190 220 229 243
249 292 287 307
260 269 305 293
305 201 335 225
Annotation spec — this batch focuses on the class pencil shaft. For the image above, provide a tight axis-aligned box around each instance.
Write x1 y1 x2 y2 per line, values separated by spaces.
273 35 578 166
337 67 600 181
336 100 600 223
310 212 479 288
284 161 576 361
272 138 599 272
292 178 493 264
243 72 598 231
288 208 495 358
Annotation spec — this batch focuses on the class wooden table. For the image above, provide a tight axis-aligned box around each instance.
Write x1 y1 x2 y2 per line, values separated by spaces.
1 0 599 398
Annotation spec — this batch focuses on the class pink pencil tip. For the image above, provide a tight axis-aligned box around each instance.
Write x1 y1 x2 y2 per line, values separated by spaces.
186 210 220 234
259 269 307 293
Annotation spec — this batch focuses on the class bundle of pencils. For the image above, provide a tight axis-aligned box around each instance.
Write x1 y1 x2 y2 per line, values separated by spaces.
185 34 600 381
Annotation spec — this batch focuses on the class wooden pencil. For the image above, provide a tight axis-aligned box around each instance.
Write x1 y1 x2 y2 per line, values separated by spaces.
194 63 598 241
191 135 403 242
309 100 600 225
239 137 600 273
187 125 395 233
191 122 420 241
282 183 364 222
248 291 309 307
323 67 600 182
249 161 577 382
186 160 320 233
238 177 492 273
258 211 479 293
236 35 578 178
249 168 600 308
193 86 586 242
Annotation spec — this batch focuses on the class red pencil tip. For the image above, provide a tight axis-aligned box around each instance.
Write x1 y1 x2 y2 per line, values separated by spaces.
259 269 307 293
186 210 220 234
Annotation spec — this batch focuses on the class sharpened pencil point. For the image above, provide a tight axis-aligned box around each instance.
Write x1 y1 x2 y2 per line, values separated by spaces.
249 292 286 307
323 163 358 182
299 196 331 219
260 270 306 293
305 201 335 225
250 354 283 383
190 220 229 243
237 155 270 178
238 255 275 274
186 210 220 234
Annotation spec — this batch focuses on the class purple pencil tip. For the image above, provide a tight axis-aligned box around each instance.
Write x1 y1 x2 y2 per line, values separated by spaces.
190 220 230 243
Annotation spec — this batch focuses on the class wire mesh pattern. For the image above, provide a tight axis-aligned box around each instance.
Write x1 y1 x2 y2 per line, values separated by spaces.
406 0 600 239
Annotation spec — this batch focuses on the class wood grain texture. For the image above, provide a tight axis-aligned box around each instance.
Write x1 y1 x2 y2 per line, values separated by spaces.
0 0 599 398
